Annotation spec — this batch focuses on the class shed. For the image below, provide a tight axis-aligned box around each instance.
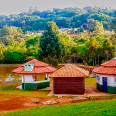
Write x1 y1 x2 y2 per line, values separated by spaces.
50 64 89 94
12 59 56 90
93 57 116 94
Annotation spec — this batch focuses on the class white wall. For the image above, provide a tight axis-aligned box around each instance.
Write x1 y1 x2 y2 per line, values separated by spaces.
96 74 116 87
21 75 34 83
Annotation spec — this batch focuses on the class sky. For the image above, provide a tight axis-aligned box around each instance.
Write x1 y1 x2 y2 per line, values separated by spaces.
0 0 116 15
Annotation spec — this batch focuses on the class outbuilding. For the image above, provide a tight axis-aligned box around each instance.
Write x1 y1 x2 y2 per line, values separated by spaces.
12 59 56 90
49 64 89 94
93 57 116 94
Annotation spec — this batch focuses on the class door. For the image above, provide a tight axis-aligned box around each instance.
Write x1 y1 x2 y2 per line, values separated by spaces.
102 77 107 92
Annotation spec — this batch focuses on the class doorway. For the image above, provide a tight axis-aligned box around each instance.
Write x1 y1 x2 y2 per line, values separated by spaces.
102 77 107 92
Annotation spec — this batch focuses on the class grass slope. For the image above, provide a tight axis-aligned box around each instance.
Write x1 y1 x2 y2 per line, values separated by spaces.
0 84 50 97
1 99 116 116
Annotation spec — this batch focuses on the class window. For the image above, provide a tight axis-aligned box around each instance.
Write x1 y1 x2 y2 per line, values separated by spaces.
96 75 100 80
115 78 116 82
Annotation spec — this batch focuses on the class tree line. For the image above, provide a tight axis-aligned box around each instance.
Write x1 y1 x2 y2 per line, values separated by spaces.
0 6 116 32
0 21 116 66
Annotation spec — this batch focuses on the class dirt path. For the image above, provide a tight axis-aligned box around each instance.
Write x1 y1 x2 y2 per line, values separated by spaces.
0 81 21 86
0 93 115 114
0 94 79 113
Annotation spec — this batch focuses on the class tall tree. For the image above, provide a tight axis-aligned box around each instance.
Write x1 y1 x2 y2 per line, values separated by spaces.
40 21 64 58
93 20 104 36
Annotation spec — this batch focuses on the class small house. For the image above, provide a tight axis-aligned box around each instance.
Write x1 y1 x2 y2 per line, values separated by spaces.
50 64 89 94
12 59 56 90
93 57 116 94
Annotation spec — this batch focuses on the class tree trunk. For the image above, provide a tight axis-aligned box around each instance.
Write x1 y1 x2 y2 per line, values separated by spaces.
107 52 108 61
95 57 96 66
93 58 94 66
98 55 99 65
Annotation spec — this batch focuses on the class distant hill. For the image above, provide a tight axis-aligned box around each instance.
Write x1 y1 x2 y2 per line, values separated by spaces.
0 6 116 32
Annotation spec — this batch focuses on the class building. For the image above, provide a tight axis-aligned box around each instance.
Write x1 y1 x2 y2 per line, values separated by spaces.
49 64 89 94
93 57 116 94
12 59 56 90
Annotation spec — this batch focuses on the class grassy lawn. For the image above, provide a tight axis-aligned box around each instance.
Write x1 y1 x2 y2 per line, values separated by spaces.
0 84 50 98
1 99 116 116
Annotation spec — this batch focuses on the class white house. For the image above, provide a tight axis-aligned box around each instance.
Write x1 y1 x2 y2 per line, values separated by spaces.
93 57 116 94
12 59 56 90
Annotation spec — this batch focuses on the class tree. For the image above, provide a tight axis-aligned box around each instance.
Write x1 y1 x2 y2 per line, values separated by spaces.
88 19 96 32
4 51 26 64
103 39 114 60
0 44 5 62
40 21 64 58
112 17 116 32
93 20 104 36
59 33 77 55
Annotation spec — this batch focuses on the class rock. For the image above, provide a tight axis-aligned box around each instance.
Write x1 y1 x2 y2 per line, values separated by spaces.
42 102 48 105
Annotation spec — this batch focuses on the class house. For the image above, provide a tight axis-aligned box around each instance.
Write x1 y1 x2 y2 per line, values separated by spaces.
49 64 89 94
12 59 56 90
93 57 116 94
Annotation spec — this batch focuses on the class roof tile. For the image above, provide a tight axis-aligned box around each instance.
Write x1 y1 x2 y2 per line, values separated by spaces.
93 58 116 75
50 64 89 77
12 59 56 74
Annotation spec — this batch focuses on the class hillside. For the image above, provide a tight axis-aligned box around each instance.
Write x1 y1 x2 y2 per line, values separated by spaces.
0 6 116 32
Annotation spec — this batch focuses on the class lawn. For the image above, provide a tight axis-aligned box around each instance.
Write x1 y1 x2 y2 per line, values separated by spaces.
1 99 116 116
0 84 50 98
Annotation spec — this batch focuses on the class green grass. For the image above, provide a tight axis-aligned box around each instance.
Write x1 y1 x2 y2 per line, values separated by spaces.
0 84 50 97
1 99 116 116
85 78 96 86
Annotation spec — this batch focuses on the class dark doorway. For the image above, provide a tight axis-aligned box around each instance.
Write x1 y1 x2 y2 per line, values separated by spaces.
103 77 107 92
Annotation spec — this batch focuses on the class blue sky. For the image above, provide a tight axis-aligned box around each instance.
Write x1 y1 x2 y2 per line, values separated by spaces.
0 0 116 15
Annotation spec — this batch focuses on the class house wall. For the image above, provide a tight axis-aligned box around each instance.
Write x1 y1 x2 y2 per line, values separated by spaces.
21 75 50 90
96 74 116 94
53 77 84 94
21 75 34 83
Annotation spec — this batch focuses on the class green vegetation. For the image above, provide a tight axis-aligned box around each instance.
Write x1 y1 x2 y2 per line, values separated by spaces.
1 99 116 116
0 6 115 31
0 9 116 66
0 84 50 97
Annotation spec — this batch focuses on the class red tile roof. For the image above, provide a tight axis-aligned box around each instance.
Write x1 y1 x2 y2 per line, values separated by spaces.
93 57 116 75
49 64 89 78
12 59 56 74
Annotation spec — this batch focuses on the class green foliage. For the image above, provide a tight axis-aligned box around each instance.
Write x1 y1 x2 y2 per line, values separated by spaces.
40 21 65 58
93 20 104 36
0 6 115 31
112 17 116 32
26 56 35 61
0 26 23 45
3 51 26 64
59 33 77 54
43 56 59 66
